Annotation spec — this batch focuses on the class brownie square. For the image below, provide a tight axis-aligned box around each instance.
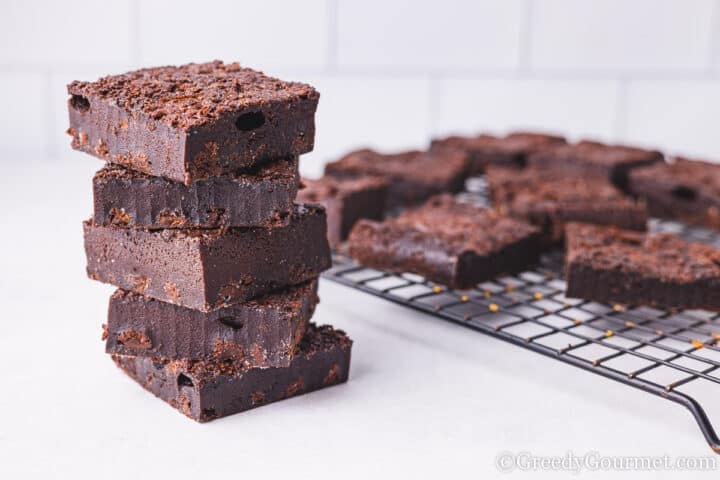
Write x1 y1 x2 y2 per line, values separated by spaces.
431 131 566 174
297 175 388 248
112 323 352 422
565 223 720 310
105 279 318 368
68 61 319 184
487 166 647 244
628 157 720 229
324 148 469 210
84 204 331 311
93 157 299 229
528 140 663 190
347 194 542 289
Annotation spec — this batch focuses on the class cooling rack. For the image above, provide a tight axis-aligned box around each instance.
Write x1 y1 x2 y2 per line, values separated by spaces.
322 177 720 453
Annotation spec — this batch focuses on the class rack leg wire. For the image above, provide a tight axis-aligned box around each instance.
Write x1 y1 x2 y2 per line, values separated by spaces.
322 178 720 454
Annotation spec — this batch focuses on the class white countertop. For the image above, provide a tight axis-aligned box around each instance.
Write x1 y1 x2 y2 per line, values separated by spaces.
1 159 719 479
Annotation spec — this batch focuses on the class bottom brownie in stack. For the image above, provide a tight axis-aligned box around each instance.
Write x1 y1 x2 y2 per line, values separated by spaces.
104 278 352 422
112 324 352 422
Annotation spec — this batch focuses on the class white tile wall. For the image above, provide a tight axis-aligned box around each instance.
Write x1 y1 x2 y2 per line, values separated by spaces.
625 80 720 159
0 0 133 67
137 0 330 69
1 0 720 166
336 0 526 70
433 78 620 142
530 0 716 71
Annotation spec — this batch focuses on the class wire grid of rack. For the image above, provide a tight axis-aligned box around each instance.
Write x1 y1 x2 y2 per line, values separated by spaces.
322 177 720 453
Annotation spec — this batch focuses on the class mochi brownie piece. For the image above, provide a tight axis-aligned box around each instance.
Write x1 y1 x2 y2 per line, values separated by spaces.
324 148 469 210
487 166 647 244
528 141 663 190
105 279 318 368
84 204 331 312
297 175 388 248
431 131 566 174
565 223 720 310
68 61 319 184
628 157 720 229
93 156 299 229
112 323 352 422
347 194 541 289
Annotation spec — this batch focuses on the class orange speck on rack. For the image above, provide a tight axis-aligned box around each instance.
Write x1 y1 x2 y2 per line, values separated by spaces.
460 295 469 302
691 340 704 349
605 330 614 337
432 285 442 293
613 304 624 312
533 292 543 300
489 303 499 312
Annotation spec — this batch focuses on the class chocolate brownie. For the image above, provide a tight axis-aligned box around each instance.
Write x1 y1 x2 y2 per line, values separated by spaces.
105 279 318 368
93 157 299 229
323 148 469 210
84 204 331 311
68 61 318 184
297 175 388 248
565 223 720 310
112 323 352 422
628 157 720 229
487 166 647 244
347 195 541 289
430 131 566 174
528 141 663 190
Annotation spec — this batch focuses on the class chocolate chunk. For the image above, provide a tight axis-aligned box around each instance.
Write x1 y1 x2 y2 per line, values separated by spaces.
84 204 331 311
528 140 663 191
112 323 352 422
93 157 299 229
431 131 566 173
67 61 318 183
347 194 541 289
324 148 469 210
487 165 647 244
106 279 318 368
565 223 720 310
628 157 720 229
297 175 388 248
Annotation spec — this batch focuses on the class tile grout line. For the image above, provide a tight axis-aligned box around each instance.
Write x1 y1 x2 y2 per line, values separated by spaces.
517 0 535 75
707 0 720 73
426 74 442 139
613 77 629 142
326 0 339 73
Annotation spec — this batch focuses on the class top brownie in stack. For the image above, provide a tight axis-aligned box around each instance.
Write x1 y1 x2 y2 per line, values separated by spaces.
528 140 662 190
628 157 720 229
324 148 469 210
431 131 566 174
68 61 319 184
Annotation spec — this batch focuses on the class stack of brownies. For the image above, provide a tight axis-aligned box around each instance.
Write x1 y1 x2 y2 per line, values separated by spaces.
67 61 352 422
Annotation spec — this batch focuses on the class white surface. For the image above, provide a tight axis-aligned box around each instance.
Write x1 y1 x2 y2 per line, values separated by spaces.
3 0 720 163
1 158 720 479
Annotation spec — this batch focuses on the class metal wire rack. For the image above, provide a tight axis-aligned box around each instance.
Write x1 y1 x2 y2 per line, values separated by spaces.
322 177 720 453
